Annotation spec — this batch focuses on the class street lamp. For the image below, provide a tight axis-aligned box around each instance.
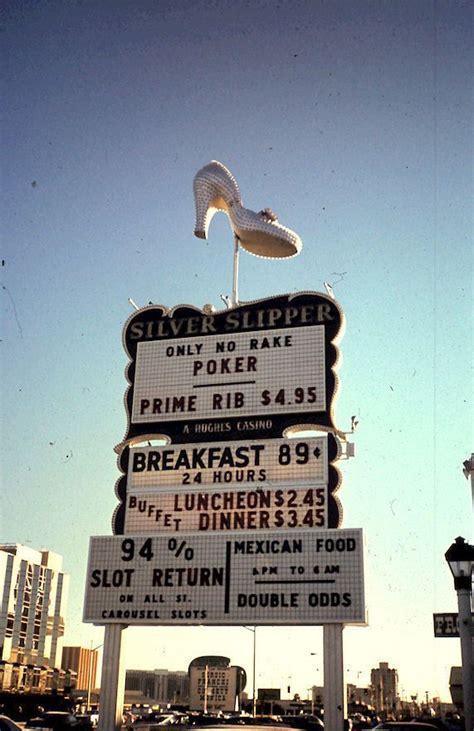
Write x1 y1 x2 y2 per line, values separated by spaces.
444 536 474 731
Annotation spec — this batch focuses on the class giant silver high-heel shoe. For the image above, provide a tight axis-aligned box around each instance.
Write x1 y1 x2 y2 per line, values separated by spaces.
193 160 302 258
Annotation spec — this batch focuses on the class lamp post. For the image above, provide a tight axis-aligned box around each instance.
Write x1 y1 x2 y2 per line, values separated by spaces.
444 536 474 731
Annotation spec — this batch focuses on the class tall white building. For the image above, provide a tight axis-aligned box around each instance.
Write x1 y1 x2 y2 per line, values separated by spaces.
0 544 69 669
370 661 399 716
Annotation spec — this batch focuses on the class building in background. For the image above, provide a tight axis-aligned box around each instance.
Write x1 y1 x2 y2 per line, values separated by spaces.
62 646 98 692
125 668 189 707
448 667 463 714
0 543 71 693
346 684 371 706
370 661 399 717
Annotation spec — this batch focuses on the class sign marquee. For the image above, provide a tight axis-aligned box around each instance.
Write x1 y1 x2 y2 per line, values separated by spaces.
120 292 343 446
131 325 325 422
124 485 330 533
125 436 330 490
112 434 342 534
83 528 365 626
84 289 364 634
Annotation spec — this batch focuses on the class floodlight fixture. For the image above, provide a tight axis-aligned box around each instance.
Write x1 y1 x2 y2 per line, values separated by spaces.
463 454 474 479
324 281 336 299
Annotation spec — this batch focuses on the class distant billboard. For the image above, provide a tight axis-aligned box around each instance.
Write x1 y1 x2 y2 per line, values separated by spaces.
119 292 343 446
189 665 238 712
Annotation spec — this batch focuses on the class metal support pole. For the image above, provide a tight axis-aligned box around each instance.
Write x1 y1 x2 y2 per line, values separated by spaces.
231 235 240 307
252 627 257 718
456 588 473 731
97 625 127 731
243 625 257 717
87 645 93 712
323 624 346 731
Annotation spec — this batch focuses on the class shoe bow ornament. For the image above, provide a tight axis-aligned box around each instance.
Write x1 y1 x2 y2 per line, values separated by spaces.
193 160 302 258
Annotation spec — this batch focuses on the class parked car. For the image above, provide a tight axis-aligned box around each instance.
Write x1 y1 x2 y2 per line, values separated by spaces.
75 716 96 727
132 712 191 728
412 720 451 731
25 711 93 730
133 717 179 728
373 723 441 731
281 715 324 730
0 715 24 731
183 726 295 731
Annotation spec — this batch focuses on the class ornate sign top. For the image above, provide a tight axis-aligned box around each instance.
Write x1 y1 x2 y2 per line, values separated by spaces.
118 291 344 448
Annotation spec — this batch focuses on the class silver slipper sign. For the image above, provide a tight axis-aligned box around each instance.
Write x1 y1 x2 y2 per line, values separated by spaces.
119 291 344 448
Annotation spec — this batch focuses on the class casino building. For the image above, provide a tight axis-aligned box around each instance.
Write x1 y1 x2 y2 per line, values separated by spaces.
125 668 189 707
0 543 72 694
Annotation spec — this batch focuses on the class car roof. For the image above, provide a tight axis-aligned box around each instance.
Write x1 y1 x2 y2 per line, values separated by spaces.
0 716 23 728
374 724 440 730
186 727 298 731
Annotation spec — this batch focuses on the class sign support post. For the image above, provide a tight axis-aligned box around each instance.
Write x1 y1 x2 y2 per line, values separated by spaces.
231 234 240 307
97 624 127 731
323 624 345 731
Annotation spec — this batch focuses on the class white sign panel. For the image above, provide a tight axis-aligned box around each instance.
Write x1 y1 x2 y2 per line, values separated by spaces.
131 325 325 424
189 666 237 712
124 485 328 533
127 437 329 490
83 529 365 625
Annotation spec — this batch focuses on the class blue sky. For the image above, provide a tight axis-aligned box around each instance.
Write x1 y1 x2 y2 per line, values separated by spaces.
2 0 472 703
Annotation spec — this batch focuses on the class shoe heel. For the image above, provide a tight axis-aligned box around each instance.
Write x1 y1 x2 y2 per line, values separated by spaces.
193 161 241 239
193 177 216 238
